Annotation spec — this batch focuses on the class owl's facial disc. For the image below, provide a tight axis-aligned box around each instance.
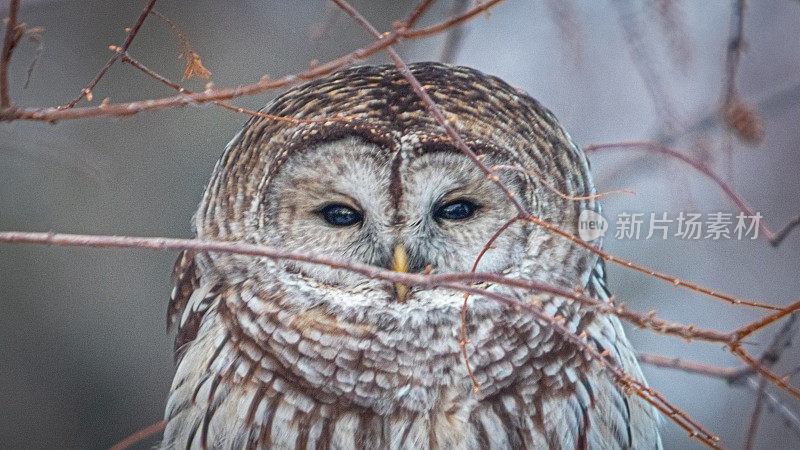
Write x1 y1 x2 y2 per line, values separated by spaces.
262 136 525 301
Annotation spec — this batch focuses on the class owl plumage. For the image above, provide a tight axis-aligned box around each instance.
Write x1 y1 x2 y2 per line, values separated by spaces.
162 63 662 449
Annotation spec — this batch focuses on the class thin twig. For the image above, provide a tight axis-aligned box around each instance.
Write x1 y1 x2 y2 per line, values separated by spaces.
640 353 800 442
744 315 798 449
743 377 800 440
119 50 350 125
405 0 437 29
731 344 800 400
656 80 800 147
492 164 637 201
0 0 21 107
744 377 769 450
461 214 523 391
446 285 724 448
23 26 43 89
403 0 507 39
609 0 679 129
6 228 800 447
722 0 747 109
0 231 743 345
638 353 742 380
438 0 469 63
62 0 158 108
318 5 797 442
109 419 167 450
0 0 508 123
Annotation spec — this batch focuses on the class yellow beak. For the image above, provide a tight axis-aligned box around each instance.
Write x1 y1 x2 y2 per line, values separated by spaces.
391 245 410 303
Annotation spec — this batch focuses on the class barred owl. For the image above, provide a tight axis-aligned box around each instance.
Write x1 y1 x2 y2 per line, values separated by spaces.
161 62 662 449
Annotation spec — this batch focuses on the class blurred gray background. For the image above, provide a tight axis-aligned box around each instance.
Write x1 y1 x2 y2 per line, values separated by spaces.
1 1 799 448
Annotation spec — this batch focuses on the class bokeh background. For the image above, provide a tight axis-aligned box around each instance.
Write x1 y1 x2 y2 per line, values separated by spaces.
1 1 799 448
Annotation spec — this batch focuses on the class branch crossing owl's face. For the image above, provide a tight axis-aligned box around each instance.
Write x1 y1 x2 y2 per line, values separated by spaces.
263 136 523 292
194 62 599 310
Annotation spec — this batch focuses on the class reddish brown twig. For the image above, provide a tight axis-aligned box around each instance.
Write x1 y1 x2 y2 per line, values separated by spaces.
732 343 800 400
405 0 436 28
7 229 800 447
492 164 637 201
119 50 351 125
0 0 21 108
109 419 167 450
0 0 508 123
734 298 800 342
438 282 724 448
0 231 745 345
640 352 800 443
523 212 781 311
402 0 507 39
63 0 158 108
461 214 523 391
332 0 527 216
320 4 793 443
584 140 800 246
638 353 742 380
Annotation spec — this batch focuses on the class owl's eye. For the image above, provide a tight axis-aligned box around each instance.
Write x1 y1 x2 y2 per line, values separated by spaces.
434 199 479 221
318 204 363 226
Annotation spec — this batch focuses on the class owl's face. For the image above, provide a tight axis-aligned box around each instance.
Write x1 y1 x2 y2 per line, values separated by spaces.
195 63 599 313
262 136 524 292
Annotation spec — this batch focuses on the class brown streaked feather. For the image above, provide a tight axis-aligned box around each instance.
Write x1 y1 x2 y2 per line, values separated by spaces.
167 249 195 332
168 250 221 357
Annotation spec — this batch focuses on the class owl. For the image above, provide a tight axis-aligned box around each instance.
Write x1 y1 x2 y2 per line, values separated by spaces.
161 62 662 449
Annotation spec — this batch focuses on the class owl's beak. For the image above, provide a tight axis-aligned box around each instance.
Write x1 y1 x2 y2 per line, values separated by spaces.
391 245 410 303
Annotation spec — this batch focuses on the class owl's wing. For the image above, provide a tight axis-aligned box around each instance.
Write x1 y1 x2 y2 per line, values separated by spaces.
583 259 664 450
167 250 220 359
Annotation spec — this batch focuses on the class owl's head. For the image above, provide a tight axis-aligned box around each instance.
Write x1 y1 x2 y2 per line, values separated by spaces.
195 63 599 306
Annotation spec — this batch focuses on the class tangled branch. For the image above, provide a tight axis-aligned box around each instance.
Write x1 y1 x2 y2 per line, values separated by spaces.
1 1 798 448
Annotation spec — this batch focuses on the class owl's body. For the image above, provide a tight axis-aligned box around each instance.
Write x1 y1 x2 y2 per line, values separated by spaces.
162 63 662 449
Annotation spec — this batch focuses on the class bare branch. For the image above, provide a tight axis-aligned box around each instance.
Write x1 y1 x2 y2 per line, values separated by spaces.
719 0 766 144
0 0 508 123
640 352 800 443
609 0 679 128
722 0 747 109
405 0 437 29
0 230 743 343
5 227 800 447
119 50 350 125
109 419 167 450
0 0 21 107
638 353 742 380
742 377 800 441
23 25 43 89
438 0 469 63
63 0 158 108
